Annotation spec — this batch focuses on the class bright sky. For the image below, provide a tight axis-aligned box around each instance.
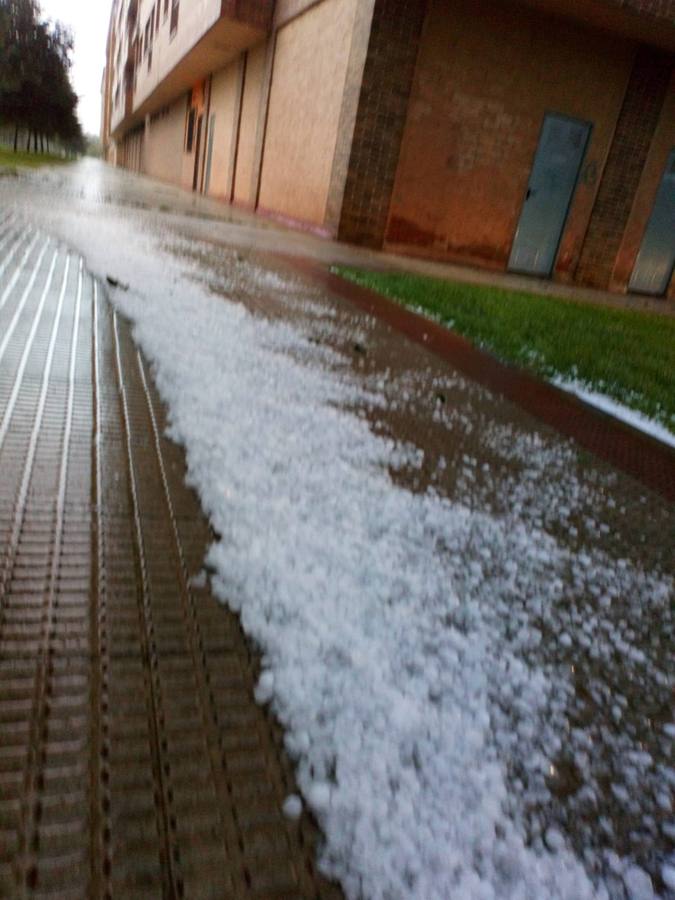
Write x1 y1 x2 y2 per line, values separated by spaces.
38 0 109 136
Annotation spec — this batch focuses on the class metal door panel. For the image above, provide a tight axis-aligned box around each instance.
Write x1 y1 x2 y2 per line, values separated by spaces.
629 149 675 296
509 114 591 276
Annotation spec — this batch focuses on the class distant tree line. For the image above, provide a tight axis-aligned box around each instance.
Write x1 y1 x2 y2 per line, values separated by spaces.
0 0 84 155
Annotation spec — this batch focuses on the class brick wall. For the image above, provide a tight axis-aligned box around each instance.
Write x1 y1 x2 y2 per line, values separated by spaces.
337 0 428 248
611 69 675 296
575 47 673 289
383 0 634 273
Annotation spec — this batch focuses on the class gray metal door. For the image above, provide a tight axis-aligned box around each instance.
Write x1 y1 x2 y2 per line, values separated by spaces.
509 114 591 276
629 149 675 296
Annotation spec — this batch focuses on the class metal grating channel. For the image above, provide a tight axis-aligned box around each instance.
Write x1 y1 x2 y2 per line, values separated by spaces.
0 219 342 899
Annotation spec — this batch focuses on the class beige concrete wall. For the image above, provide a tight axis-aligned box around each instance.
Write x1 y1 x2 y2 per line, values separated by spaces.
143 98 186 185
258 0 359 227
206 63 240 199
133 0 222 110
233 43 267 206
274 0 319 26
119 127 144 173
109 0 265 138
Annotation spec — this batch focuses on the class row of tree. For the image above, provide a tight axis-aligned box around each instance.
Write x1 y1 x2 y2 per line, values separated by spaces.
0 0 84 155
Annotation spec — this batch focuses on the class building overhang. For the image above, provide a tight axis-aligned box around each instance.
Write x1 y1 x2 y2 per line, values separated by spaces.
516 0 675 52
111 13 265 140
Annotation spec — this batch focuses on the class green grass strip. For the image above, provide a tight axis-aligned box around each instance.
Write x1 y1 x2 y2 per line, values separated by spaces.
0 148 72 170
335 266 675 435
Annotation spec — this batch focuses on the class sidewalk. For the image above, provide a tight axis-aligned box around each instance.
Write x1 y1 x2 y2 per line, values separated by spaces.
283 255 675 503
0 219 340 898
26 159 675 318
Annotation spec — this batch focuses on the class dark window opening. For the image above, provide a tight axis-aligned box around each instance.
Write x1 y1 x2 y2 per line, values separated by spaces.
185 107 196 152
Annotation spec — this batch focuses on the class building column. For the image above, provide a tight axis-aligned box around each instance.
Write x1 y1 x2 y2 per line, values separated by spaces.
575 46 673 290
337 0 428 248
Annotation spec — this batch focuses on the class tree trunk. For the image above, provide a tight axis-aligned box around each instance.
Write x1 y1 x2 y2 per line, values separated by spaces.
13 125 18 152
40 134 44 153
26 131 31 152
33 131 38 153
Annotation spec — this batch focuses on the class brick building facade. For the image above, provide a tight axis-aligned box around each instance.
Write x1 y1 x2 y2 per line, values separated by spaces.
102 0 675 298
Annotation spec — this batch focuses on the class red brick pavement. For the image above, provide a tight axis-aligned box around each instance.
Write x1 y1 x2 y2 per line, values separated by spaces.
283 257 675 505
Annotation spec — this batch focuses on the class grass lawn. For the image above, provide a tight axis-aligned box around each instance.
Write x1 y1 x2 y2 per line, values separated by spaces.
0 147 71 171
334 267 675 435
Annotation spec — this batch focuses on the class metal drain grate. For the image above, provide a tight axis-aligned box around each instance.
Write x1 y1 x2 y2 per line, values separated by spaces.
0 224 341 899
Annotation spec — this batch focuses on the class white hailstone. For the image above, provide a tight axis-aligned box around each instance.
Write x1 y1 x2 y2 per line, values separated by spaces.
254 671 275 705
308 782 331 813
282 794 303 821
622 864 654 900
544 828 565 853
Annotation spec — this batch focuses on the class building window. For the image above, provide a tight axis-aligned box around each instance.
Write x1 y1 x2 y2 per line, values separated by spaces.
185 107 195 152
170 0 179 36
